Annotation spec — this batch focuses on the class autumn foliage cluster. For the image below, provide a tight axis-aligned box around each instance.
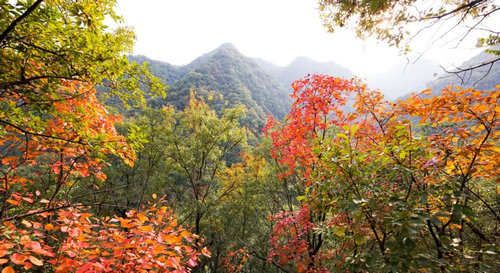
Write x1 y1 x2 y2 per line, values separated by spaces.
0 1 206 272
0 81 209 272
265 75 499 272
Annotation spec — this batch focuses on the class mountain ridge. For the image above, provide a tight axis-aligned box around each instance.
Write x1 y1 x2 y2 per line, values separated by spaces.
254 56 354 90
130 44 294 129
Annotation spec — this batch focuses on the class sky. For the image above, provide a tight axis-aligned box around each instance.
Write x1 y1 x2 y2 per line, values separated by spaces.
115 0 487 77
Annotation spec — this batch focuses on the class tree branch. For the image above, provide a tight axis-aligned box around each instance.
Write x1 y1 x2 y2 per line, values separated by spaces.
0 118 87 145
0 0 44 44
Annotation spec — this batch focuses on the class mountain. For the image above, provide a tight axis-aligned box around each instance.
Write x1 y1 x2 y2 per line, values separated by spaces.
131 43 292 129
426 49 500 91
255 56 354 90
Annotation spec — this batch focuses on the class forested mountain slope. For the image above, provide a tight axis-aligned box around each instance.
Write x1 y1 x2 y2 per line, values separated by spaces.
131 43 292 129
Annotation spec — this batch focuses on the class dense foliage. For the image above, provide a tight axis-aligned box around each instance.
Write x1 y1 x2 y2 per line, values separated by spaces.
265 75 499 272
0 1 205 272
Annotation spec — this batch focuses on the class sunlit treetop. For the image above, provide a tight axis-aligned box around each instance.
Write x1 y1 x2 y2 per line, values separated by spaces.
0 0 165 110
318 0 499 59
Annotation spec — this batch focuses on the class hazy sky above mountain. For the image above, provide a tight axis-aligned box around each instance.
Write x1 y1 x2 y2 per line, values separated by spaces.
116 0 485 76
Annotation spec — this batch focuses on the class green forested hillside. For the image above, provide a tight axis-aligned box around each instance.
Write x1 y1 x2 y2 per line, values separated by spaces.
132 43 291 129
128 55 188 85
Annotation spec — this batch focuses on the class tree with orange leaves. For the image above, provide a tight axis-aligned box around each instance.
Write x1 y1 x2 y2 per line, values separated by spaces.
0 1 210 272
265 74 499 272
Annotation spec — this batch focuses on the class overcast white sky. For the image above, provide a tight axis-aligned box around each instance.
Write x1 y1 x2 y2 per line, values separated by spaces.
115 0 486 77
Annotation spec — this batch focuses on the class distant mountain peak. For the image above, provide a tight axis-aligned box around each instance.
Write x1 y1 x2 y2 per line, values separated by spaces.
257 55 353 89
216 42 237 51
290 56 315 64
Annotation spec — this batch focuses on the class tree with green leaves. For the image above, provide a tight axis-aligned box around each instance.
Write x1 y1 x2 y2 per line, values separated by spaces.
0 1 212 272
0 0 165 116
318 0 499 72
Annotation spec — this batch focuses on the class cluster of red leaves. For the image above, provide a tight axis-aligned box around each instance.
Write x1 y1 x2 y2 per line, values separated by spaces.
265 74 499 271
264 75 358 181
1 81 134 194
0 198 210 273
268 205 329 273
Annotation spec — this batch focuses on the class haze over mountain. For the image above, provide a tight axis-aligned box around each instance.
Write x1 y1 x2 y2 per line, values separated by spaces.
426 48 500 91
365 58 441 100
254 56 354 89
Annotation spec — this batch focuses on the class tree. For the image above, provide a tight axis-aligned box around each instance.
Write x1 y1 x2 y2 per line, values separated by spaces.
318 0 500 73
0 0 165 142
265 74 499 272
0 1 211 272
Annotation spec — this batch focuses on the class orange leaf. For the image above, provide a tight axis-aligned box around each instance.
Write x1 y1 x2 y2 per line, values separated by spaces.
202 247 211 258
153 245 165 254
10 253 27 265
136 212 148 223
119 218 134 228
44 223 54 231
180 230 190 238
1 156 18 166
29 255 43 266
139 225 153 232
2 266 14 273
23 262 33 270
164 234 182 244
6 199 21 206
0 258 8 264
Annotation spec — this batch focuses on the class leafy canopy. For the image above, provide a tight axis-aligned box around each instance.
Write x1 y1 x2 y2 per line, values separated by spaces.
318 0 499 58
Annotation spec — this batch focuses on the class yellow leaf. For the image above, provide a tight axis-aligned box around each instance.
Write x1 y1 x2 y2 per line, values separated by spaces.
152 193 157 199
334 226 345 236
28 256 43 266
